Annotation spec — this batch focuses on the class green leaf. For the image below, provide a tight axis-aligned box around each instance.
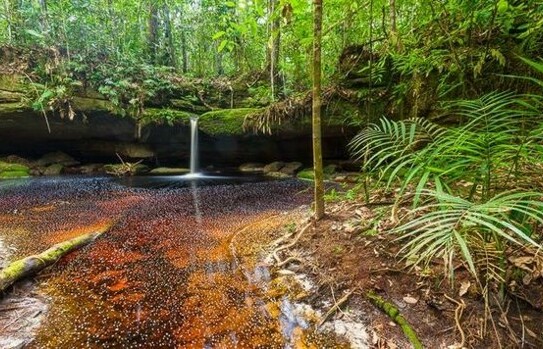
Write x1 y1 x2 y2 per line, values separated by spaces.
25 29 44 39
217 39 228 53
212 31 226 40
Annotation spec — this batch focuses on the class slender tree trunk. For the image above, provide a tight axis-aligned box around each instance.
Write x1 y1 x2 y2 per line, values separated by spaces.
39 0 48 33
266 0 281 100
3 0 12 43
163 5 177 68
312 0 324 220
389 0 402 51
181 29 188 73
147 3 159 64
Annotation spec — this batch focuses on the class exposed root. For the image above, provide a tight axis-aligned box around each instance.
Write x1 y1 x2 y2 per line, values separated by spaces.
273 222 313 264
243 85 359 134
317 288 357 328
276 256 304 268
444 293 466 348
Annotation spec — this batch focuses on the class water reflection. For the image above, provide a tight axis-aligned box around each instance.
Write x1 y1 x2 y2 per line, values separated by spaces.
0 176 339 348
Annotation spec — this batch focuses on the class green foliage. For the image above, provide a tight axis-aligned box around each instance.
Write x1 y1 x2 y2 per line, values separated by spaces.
350 90 543 295
198 108 261 135
397 190 543 283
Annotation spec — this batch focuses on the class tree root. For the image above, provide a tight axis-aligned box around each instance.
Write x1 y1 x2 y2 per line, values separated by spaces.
0 230 106 295
317 288 357 328
273 222 313 264
367 291 423 349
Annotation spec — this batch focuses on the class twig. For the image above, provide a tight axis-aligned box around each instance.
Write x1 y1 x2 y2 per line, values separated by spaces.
317 288 357 328
273 222 313 263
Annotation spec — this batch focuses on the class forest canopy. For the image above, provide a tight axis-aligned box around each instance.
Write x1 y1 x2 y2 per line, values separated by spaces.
1 0 542 96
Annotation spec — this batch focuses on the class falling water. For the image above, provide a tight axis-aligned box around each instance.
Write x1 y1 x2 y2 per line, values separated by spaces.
190 116 199 174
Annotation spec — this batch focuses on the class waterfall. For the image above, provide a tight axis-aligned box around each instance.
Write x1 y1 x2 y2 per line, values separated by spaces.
189 116 199 174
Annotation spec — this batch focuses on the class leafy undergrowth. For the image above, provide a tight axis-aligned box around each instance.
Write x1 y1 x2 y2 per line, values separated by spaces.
273 197 543 348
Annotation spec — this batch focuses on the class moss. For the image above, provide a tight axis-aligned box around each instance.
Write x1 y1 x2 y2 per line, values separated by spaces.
0 102 26 114
0 74 24 92
143 108 196 125
0 161 29 172
73 97 113 111
297 168 315 181
198 108 261 135
0 170 30 179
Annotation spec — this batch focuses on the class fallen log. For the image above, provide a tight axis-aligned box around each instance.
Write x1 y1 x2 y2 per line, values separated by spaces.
0 231 104 294
367 291 423 349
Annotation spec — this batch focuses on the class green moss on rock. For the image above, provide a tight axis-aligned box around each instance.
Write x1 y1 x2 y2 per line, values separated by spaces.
0 170 30 179
0 161 29 172
297 168 315 181
143 108 197 125
198 108 261 135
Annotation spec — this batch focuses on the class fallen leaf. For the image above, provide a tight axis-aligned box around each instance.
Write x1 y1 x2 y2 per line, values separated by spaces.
403 296 418 304
459 281 471 297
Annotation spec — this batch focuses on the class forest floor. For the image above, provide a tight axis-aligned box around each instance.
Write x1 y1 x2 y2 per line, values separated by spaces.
234 192 543 349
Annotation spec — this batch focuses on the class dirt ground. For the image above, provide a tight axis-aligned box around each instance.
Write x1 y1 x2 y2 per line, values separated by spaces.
234 199 543 349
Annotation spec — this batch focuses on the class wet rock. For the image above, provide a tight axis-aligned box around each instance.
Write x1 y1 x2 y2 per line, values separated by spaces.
238 163 265 173
323 164 338 175
149 167 190 175
263 161 285 173
76 163 105 175
36 151 79 167
0 161 30 179
104 163 149 176
0 155 34 168
115 143 155 159
266 171 291 179
43 164 64 176
279 162 302 175
297 168 314 180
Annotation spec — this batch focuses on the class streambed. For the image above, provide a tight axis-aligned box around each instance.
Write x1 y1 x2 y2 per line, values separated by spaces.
0 175 336 348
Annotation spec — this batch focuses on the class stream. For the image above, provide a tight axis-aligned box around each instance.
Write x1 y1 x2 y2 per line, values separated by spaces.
0 175 337 348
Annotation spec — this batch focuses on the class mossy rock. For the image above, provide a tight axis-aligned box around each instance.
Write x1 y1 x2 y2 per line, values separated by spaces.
43 164 64 176
0 161 29 173
0 102 26 114
143 108 197 124
104 163 149 176
297 168 314 181
170 98 210 114
198 108 261 135
0 170 30 179
149 167 190 175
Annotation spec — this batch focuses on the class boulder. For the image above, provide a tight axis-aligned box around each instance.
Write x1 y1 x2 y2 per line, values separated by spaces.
297 168 314 181
266 171 291 179
149 167 190 175
238 163 265 173
115 143 155 159
0 155 34 167
279 162 303 175
77 164 105 175
0 161 30 179
104 163 149 176
43 164 64 176
36 151 79 167
263 161 285 173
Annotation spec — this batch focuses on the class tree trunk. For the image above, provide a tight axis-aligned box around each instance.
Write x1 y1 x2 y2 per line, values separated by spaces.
147 3 159 64
181 29 188 73
389 0 402 51
163 4 177 68
312 0 324 220
266 0 281 100
39 0 49 33
0 231 105 294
